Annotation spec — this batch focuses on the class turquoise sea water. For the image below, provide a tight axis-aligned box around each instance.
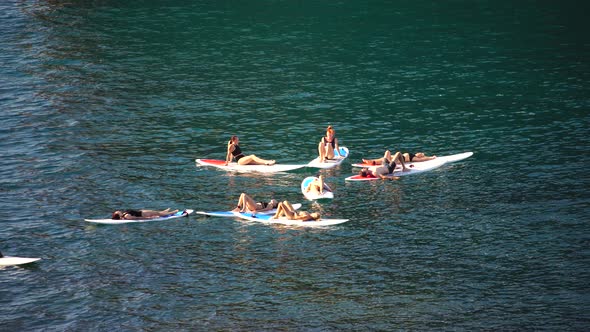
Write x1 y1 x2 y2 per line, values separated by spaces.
1 1 589 330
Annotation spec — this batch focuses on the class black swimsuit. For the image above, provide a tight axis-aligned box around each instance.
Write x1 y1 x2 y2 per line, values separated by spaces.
322 136 336 160
124 209 142 217
383 158 397 174
323 136 335 149
231 144 245 161
258 201 275 209
408 153 416 162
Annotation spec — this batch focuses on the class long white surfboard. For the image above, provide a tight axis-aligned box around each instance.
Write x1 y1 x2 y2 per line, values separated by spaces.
85 209 194 224
351 151 473 168
0 256 41 266
307 147 349 169
197 204 302 217
232 212 348 227
195 159 307 173
301 176 334 200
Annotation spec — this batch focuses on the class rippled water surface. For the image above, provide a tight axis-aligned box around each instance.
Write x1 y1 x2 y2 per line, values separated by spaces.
1 1 589 330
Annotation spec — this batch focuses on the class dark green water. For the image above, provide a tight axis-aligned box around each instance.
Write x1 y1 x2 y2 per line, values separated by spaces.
1 1 589 330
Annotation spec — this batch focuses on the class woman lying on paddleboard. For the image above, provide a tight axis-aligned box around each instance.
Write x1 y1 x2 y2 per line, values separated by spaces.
359 151 410 180
272 201 320 221
111 209 178 220
362 150 436 164
232 193 279 213
226 135 275 166
317 125 341 163
305 175 332 195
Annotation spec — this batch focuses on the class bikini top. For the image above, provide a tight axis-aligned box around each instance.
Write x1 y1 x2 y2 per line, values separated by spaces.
323 136 336 148
124 209 142 217
231 144 244 157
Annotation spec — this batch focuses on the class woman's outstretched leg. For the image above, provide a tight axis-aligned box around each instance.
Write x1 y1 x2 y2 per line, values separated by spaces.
238 155 275 166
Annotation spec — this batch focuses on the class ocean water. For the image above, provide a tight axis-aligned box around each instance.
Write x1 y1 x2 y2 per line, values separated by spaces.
1 1 589 330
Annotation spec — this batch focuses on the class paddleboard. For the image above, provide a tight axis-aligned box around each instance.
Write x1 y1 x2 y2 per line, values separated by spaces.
232 212 348 227
196 204 302 217
0 256 41 266
345 158 447 181
437 151 473 163
351 151 473 168
307 147 349 169
301 176 334 200
85 209 194 224
196 159 307 173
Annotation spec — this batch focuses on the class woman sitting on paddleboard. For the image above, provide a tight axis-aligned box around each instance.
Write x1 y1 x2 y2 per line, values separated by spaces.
362 150 436 165
359 151 410 180
318 125 341 163
226 135 275 166
232 193 279 213
111 208 178 220
272 201 321 221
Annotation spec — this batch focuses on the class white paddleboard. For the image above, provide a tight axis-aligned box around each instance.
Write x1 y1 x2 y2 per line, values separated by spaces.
436 151 473 163
307 147 349 169
301 176 334 200
232 212 348 227
85 209 194 224
0 256 41 266
345 158 447 181
197 204 302 217
195 159 307 173
351 151 473 168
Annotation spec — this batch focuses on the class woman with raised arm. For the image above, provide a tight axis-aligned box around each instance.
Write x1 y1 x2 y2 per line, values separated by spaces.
305 175 332 195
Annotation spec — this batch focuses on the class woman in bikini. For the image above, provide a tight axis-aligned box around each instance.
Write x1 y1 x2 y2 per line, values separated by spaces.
359 151 410 180
232 193 279 213
226 135 275 166
271 201 321 221
318 125 342 163
362 150 436 165
305 175 332 195
111 209 178 220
